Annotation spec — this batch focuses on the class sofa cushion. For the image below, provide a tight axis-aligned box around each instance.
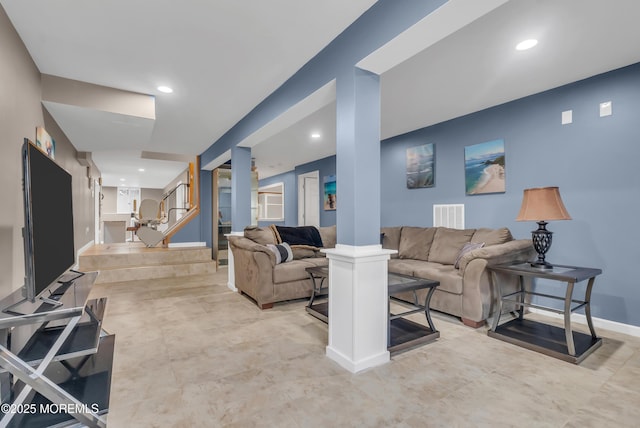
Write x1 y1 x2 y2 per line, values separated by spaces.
273 260 317 283
411 264 463 294
381 226 402 259
428 228 475 264
244 226 277 246
291 246 317 260
472 227 513 246
388 259 440 276
398 227 436 261
319 225 336 248
266 243 293 264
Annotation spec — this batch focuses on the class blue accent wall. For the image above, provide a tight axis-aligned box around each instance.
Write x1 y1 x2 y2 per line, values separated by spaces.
380 63 640 327
171 169 212 248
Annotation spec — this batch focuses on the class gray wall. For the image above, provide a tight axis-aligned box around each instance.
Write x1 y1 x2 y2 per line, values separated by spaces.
0 6 95 298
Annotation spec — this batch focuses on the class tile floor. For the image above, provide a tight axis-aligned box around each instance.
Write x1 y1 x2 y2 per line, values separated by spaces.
90 268 640 427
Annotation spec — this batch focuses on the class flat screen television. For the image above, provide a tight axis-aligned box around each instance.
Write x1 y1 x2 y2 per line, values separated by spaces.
22 140 75 302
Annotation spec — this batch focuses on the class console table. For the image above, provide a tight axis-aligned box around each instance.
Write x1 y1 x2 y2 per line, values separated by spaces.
0 271 113 427
487 262 602 364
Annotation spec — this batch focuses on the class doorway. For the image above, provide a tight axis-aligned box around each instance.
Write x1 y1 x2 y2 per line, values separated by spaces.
297 171 319 227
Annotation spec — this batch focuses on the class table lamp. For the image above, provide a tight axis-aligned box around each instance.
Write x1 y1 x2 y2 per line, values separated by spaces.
516 187 571 269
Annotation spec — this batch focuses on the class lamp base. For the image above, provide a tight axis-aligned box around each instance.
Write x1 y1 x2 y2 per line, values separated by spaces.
531 221 553 269
530 261 553 270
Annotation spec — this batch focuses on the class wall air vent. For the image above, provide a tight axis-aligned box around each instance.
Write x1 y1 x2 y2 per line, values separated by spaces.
433 204 464 229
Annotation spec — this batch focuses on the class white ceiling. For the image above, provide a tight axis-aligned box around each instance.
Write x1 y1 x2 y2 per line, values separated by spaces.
3 0 640 184
1 0 377 187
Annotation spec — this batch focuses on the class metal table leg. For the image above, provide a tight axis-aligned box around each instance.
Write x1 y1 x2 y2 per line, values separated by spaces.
564 281 576 356
490 270 503 332
584 277 597 338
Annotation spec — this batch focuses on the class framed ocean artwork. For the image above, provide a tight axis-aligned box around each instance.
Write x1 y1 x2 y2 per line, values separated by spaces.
323 175 336 210
464 139 505 195
406 143 434 189
36 127 56 159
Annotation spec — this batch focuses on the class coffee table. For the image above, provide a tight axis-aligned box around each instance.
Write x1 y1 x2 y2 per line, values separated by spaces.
305 266 440 353
305 266 329 322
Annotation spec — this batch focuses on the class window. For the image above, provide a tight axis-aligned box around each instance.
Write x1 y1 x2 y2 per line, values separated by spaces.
117 187 140 214
258 182 284 221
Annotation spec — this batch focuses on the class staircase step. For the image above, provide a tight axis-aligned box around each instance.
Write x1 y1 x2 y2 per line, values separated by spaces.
77 243 217 284
79 245 212 270
94 260 217 284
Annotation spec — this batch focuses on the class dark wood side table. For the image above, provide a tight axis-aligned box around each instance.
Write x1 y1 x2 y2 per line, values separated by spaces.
487 262 602 364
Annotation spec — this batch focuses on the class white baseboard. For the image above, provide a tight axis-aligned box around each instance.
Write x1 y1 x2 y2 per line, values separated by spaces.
529 308 640 338
168 241 206 248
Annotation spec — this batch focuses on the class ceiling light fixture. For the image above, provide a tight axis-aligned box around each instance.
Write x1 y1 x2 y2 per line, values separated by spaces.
311 133 321 139
120 178 126 181
516 39 538 51
157 86 173 93
138 168 145 172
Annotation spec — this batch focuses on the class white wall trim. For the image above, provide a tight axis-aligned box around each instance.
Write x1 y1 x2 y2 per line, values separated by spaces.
529 308 640 338
168 241 206 248
74 240 95 269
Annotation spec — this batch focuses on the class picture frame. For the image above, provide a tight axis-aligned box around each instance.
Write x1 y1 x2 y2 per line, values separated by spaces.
464 139 505 195
406 143 434 189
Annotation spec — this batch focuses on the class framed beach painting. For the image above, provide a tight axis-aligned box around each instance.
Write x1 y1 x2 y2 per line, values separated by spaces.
323 175 336 210
464 139 505 195
36 127 56 160
406 143 434 189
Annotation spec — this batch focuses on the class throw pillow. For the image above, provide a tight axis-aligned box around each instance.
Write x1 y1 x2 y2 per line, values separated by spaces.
266 243 293 264
454 242 485 269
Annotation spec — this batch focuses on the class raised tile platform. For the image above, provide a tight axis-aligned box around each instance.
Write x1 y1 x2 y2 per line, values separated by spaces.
79 243 216 284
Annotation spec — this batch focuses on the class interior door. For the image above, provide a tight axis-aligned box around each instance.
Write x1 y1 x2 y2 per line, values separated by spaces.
298 171 319 227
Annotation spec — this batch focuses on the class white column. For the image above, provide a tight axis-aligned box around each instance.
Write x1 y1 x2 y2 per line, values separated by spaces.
225 231 244 292
323 244 395 373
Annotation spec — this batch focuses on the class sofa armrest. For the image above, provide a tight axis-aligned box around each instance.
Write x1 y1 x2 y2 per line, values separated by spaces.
458 239 534 274
228 236 276 266
228 236 277 307
458 239 535 323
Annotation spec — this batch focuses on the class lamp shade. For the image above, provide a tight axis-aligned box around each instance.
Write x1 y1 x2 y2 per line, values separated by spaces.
516 187 571 222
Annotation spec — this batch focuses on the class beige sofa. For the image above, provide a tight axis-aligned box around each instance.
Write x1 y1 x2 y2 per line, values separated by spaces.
382 226 535 327
229 224 534 327
228 225 336 309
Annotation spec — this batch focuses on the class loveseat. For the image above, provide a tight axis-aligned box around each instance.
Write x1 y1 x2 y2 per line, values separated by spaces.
228 225 336 309
228 224 535 327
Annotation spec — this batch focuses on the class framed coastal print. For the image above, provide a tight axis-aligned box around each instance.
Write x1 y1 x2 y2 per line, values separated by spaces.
406 143 434 189
36 127 56 160
323 175 336 210
464 139 505 195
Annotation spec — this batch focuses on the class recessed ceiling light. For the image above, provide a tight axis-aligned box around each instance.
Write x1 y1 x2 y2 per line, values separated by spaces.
311 133 321 139
120 178 126 181
516 39 538 51
157 86 173 93
138 168 145 172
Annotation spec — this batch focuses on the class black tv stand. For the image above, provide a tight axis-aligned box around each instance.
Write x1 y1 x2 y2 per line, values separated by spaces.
0 271 113 427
